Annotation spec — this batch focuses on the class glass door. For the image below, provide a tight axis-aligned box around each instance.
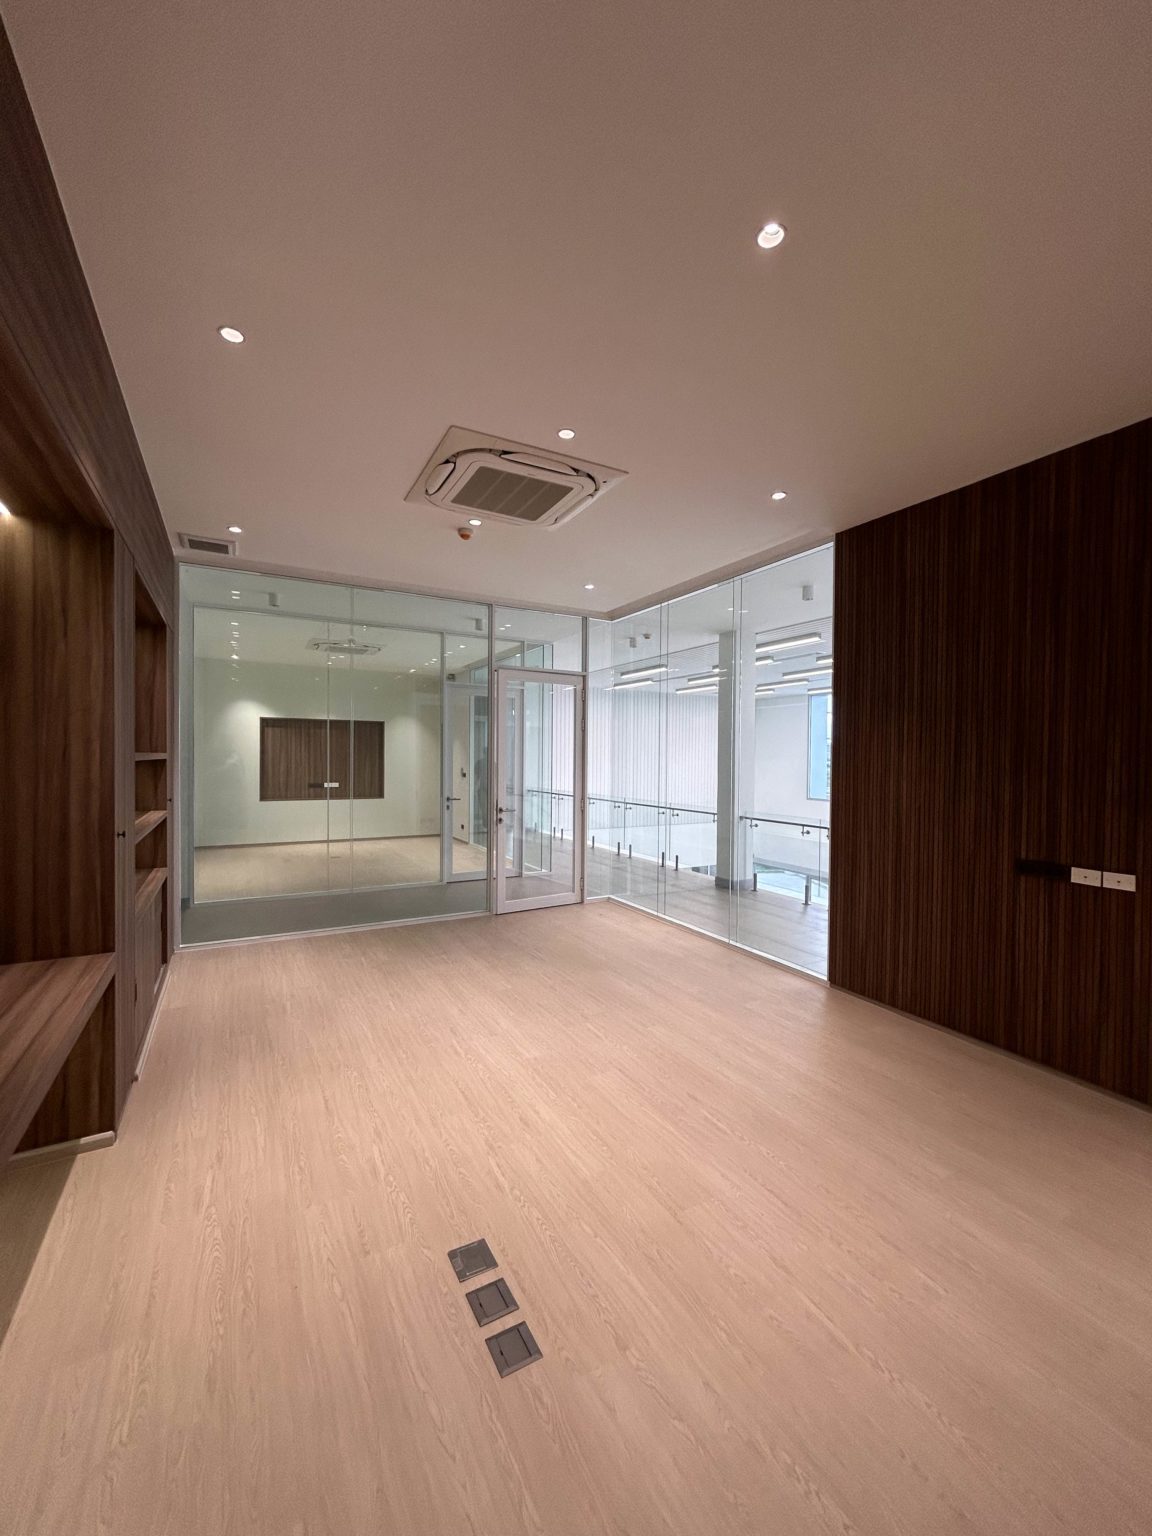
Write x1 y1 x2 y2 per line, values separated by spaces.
495 668 584 911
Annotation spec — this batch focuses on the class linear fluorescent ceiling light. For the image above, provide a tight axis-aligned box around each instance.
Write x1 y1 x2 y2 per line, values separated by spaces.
782 665 833 680
686 670 724 683
620 663 667 679
612 677 654 690
816 654 833 665
809 687 832 696
755 685 775 695
756 632 821 654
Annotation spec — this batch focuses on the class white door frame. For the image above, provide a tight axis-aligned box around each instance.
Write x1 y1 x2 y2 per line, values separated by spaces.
494 667 585 913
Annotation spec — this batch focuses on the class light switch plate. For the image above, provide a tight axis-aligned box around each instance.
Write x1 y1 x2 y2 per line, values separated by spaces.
1070 867 1102 887
1102 871 1137 892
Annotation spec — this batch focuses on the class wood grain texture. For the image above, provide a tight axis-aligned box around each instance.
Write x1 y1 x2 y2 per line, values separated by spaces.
0 954 115 1160
830 417 1152 1102
0 516 116 964
0 20 173 621
1 904 1150 1534
259 717 385 801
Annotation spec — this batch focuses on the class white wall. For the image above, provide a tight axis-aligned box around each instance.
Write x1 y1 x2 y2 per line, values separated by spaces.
194 658 441 847
587 687 828 823
752 695 829 823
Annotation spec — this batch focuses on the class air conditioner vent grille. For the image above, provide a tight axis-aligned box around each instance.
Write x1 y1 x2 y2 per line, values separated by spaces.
449 466 572 521
406 427 627 530
179 532 237 555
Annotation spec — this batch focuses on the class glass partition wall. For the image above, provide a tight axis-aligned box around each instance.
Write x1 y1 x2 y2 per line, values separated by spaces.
587 544 833 977
180 566 584 943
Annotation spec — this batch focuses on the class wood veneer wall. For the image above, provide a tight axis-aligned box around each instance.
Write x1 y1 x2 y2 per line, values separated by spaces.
829 417 1152 1103
0 20 172 624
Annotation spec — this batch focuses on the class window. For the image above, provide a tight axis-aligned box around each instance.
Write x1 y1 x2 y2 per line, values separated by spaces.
807 694 832 801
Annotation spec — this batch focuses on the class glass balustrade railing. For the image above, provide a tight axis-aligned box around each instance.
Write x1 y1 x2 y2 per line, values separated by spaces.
585 796 830 975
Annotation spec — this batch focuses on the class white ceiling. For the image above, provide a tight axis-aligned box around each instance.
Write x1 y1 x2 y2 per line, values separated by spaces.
8 1 1151 613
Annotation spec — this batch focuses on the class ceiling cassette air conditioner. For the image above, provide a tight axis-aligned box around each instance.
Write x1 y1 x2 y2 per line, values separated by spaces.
406 427 627 529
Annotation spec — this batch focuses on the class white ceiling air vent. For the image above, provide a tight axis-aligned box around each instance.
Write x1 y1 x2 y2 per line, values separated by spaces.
407 427 627 530
307 638 382 657
179 532 238 555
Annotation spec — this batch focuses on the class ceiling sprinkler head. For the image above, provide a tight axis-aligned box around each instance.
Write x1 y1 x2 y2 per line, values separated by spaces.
457 527 473 540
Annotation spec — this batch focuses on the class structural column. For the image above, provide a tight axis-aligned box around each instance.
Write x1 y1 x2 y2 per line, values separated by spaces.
714 623 757 890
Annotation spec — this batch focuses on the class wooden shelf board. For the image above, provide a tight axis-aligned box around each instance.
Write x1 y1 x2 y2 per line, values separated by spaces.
0 953 116 1164
135 752 167 762
134 867 168 911
133 809 167 842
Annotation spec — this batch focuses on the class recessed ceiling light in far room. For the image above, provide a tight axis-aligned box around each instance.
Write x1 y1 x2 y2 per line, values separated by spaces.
218 326 245 344
756 222 786 250
558 428 576 440
771 490 787 501
227 525 243 534
467 518 482 527
584 583 595 591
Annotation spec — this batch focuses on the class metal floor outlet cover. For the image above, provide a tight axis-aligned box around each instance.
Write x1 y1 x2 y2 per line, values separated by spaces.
486 1322 542 1378
466 1278 518 1327
448 1239 497 1282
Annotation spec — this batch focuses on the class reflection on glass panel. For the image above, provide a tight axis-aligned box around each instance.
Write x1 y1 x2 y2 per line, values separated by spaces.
180 565 490 943
499 675 579 905
584 549 833 978
493 607 583 670
585 603 666 914
734 545 833 976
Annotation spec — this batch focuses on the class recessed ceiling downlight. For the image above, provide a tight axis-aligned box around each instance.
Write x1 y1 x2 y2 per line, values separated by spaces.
771 490 787 501
756 222 786 250
558 428 576 440
218 326 245 344
227 524 243 534
467 518 482 527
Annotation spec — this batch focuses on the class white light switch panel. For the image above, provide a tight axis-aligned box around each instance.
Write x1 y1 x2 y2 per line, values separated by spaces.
1070 867 1102 887
1102 871 1137 892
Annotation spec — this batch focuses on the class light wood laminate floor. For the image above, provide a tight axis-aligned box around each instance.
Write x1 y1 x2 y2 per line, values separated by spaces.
195 834 487 901
1 904 1150 1535
589 844 829 973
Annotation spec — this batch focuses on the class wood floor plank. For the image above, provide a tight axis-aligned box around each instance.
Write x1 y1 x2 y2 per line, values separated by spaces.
1 903 1150 1535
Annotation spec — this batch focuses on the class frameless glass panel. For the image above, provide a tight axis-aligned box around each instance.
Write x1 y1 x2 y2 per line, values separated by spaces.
444 626 491 881
493 607 583 671
585 603 667 912
180 566 492 942
734 546 833 976
340 618 446 891
192 606 343 902
658 581 736 941
497 673 580 909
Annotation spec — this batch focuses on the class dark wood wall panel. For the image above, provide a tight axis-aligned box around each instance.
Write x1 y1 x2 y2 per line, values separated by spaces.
260 718 385 801
0 516 116 964
0 20 173 622
830 418 1152 1103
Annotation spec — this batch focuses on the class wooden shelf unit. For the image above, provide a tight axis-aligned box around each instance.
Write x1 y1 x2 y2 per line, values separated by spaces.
130 572 172 1076
133 809 168 842
0 22 176 1164
0 955 116 1163
134 867 169 912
